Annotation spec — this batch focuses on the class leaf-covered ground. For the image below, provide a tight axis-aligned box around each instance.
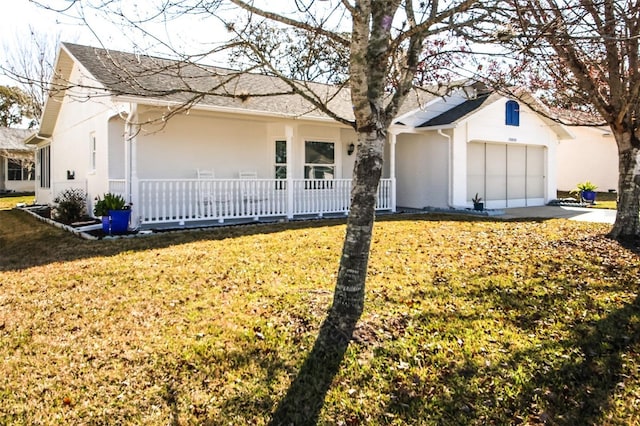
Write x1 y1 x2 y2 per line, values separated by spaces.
0 193 35 211
0 208 638 425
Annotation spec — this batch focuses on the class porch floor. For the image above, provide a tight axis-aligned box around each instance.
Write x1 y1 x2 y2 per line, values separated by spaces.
138 211 357 233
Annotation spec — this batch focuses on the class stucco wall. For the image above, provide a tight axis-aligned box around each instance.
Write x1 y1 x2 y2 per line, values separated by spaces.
458 100 558 208
35 64 120 205
557 126 618 192
134 110 351 181
396 132 449 209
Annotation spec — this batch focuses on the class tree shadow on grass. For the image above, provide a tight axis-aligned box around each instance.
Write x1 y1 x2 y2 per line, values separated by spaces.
435 288 640 425
0 209 351 271
512 293 640 424
1 207 496 272
268 308 360 426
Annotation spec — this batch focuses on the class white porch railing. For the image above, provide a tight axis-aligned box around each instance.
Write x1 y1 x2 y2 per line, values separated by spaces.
136 178 393 225
108 179 127 196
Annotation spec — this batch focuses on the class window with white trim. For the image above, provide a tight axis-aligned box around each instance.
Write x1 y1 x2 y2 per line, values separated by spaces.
89 132 97 171
505 100 520 126
274 139 287 190
7 158 35 181
38 145 50 188
304 141 335 180
275 140 287 179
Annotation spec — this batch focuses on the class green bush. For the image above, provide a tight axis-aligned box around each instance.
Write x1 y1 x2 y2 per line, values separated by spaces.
93 193 127 217
53 188 87 224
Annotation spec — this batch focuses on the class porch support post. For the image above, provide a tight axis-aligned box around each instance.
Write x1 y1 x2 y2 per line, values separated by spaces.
389 130 397 212
286 125 294 219
125 103 140 227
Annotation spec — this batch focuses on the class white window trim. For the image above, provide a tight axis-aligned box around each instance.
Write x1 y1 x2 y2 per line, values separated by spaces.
304 140 336 180
274 139 287 179
89 132 97 173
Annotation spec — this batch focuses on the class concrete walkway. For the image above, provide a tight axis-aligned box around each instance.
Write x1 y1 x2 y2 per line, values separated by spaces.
498 206 617 224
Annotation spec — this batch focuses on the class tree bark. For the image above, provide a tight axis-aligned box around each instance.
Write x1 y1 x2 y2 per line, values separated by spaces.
609 135 640 238
331 129 385 318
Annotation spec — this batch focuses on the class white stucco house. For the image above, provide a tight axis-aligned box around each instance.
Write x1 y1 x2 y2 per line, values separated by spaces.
27 42 572 227
0 127 35 193
557 125 618 192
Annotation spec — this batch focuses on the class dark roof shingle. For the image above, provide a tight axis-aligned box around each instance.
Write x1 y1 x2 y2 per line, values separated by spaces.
0 127 33 151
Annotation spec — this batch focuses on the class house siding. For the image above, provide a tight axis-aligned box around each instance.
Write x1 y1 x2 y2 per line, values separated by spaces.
396 132 449 209
557 126 618 192
132 109 354 182
396 99 559 210
34 64 119 205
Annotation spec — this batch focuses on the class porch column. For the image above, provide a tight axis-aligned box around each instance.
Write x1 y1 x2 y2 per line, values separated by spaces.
286 125 294 219
388 130 397 212
125 103 140 226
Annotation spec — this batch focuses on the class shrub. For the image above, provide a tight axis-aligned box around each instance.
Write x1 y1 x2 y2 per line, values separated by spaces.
53 188 87 224
93 193 127 217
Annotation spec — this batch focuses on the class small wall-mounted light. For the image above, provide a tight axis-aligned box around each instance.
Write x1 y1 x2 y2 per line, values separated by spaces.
66 170 75 180
347 143 355 156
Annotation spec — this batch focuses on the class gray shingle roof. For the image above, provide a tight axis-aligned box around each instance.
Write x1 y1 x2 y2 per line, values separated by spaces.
63 42 355 120
0 127 34 151
61 42 440 123
417 93 498 127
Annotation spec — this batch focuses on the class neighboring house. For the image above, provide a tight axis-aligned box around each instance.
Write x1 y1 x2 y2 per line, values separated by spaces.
27 42 572 227
557 125 618 192
0 127 35 193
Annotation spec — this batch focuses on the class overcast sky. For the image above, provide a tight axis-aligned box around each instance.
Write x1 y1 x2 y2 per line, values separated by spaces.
0 0 244 76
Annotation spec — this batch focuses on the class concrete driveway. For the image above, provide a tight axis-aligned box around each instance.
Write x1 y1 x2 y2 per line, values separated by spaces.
498 206 617 224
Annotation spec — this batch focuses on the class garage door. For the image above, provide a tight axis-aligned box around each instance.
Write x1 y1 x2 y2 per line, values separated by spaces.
467 142 545 209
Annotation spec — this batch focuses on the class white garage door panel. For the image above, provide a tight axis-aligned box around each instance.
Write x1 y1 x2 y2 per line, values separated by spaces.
527 146 545 199
507 145 527 206
467 142 546 208
485 144 507 202
467 142 485 201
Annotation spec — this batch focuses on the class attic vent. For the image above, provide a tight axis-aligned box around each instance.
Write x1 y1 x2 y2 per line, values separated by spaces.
505 100 520 126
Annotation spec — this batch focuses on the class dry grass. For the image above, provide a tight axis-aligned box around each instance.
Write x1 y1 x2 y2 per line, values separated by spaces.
1 208 639 425
0 193 35 210
557 190 618 210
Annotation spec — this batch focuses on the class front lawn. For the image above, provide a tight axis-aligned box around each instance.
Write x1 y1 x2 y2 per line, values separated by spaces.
557 190 618 210
1 209 639 425
0 192 35 210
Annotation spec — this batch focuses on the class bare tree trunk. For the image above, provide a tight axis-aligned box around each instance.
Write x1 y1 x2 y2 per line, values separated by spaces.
331 130 385 318
609 131 640 239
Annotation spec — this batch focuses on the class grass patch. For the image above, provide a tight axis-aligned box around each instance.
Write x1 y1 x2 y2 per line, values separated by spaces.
1 209 639 425
557 190 618 210
0 193 35 210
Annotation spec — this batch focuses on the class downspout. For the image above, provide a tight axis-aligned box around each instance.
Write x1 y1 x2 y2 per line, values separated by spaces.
124 103 139 227
438 129 455 208
285 125 294 219
388 130 397 212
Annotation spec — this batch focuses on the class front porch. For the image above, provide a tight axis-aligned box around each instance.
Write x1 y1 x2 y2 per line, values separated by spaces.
111 177 394 227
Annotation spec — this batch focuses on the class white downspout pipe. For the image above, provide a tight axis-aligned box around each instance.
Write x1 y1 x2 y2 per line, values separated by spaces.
125 103 139 227
388 131 397 212
438 129 455 208
285 125 294 219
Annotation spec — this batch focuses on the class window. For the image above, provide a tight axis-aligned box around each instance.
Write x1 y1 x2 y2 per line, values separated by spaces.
89 133 97 171
275 140 287 179
505 100 520 126
274 140 287 190
38 145 51 188
7 158 35 181
304 141 334 180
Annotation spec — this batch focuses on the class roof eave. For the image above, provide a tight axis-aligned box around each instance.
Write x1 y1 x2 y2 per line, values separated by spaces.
24 133 50 145
390 123 457 134
114 95 353 126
